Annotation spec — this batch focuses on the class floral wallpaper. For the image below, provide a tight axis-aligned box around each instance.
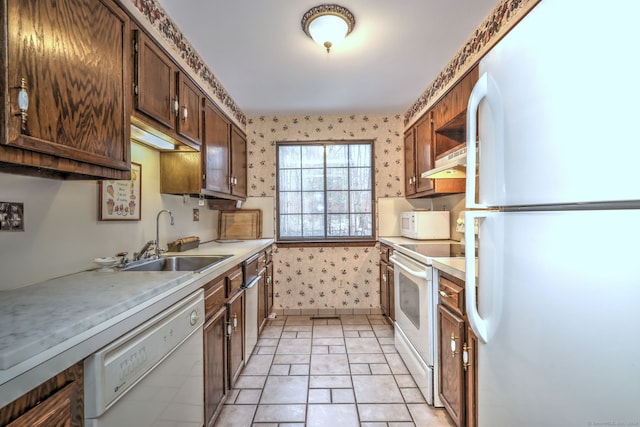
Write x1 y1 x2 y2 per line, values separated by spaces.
247 114 404 311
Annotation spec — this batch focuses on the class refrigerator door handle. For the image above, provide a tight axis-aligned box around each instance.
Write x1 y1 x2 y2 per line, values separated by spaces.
465 210 489 343
466 72 503 209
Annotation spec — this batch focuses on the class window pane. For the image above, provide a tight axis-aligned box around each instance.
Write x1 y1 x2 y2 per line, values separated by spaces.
327 190 348 213
327 168 348 190
302 168 324 191
277 141 374 241
350 191 372 213
327 214 349 236
301 146 324 168
349 144 371 167
279 146 301 169
280 192 301 214
326 145 348 167
279 169 301 191
350 213 372 236
303 214 324 236
349 168 371 190
303 192 324 214
280 214 302 237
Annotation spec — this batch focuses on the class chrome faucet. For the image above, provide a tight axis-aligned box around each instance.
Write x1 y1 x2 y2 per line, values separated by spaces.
133 240 156 261
156 209 174 258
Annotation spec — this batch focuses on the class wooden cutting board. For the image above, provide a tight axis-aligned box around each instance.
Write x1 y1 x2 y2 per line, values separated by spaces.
218 209 262 240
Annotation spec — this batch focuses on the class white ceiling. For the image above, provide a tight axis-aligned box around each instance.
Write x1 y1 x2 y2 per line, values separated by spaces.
156 0 498 116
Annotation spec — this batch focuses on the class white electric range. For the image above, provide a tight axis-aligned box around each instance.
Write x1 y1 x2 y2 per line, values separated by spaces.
384 239 466 407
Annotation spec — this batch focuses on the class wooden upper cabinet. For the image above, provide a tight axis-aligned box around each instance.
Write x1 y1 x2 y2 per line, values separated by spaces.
132 28 202 150
414 113 435 194
177 73 203 144
404 128 416 196
230 126 247 199
1 0 131 179
203 99 231 194
134 29 176 130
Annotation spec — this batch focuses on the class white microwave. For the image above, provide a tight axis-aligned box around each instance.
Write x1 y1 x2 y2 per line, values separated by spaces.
400 211 450 240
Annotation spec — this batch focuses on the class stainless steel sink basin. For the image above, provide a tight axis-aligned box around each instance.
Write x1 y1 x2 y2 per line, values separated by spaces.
122 255 232 273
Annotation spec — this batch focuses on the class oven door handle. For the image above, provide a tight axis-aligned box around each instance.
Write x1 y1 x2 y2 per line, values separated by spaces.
389 254 428 279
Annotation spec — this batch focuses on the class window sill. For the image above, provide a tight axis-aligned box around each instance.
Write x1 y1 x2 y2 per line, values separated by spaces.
275 240 377 248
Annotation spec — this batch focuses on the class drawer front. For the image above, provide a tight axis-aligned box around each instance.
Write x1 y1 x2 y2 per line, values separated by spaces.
227 266 244 297
438 272 464 315
204 277 226 318
380 243 393 263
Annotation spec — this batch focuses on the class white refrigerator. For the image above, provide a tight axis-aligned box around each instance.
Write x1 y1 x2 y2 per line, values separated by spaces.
463 1 640 426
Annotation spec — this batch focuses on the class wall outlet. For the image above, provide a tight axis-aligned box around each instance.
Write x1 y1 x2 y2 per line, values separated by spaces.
192 208 200 222
0 202 24 231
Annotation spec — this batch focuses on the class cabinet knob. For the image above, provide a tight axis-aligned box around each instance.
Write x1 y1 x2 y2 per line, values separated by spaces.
439 290 452 299
182 105 188 121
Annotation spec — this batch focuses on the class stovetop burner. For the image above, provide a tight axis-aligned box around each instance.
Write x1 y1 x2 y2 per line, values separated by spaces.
398 243 466 258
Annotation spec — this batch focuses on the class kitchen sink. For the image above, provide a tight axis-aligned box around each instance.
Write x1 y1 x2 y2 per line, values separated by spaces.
122 255 232 273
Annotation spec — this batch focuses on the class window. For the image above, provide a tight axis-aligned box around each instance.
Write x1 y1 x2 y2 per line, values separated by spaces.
277 141 374 242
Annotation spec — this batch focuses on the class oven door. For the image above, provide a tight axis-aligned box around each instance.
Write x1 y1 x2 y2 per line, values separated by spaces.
390 251 434 366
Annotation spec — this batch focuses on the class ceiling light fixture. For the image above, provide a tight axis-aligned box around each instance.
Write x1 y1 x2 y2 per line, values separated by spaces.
301 4 355 53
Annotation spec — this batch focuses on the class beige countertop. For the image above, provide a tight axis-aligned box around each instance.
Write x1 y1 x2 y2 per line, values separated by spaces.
0 238 273 407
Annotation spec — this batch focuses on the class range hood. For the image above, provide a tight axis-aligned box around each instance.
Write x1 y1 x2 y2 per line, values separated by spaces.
421 145 469 179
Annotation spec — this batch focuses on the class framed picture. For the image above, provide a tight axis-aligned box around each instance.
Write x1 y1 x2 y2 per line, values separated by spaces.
98 163 141 221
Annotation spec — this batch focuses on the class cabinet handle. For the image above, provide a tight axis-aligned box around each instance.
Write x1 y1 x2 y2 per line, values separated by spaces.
15 78 29 132
463 342 472 370
450 332 460 358
226 322 232 338
172 98 179 116
439 290 453 299
382 274 387 283
182 105 188 121
232 313 238 330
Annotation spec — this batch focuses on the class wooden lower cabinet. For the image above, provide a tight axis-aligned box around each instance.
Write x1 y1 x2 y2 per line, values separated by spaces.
437 271 477 427
266 260 274 317
379 243 394 321
227 288 245 388
0 361 83 427
204 305 228 427
438 305 466 427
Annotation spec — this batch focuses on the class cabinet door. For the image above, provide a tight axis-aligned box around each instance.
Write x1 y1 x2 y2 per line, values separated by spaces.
465 324 478 427
203 99 231 194
258 268 267 334
414 114 435 193
403 129 416 196
438 305 465 427
204 306 227 427
134 29 176 130
230 126 247 199
386 263 395 321
380 260 390 318
266 261 274 316
227 289 245 388
176 73 202 144
3 0 130 177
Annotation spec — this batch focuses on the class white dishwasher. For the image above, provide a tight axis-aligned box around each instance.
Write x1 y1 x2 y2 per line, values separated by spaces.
84 289 204 427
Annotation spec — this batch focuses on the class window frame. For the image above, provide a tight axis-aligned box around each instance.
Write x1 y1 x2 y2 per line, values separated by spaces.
275 140 376 243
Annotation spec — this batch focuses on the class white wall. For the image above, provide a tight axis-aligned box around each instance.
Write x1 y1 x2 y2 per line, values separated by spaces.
0 143 219 290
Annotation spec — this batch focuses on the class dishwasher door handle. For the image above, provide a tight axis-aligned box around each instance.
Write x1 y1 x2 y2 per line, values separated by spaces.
245 277 260 289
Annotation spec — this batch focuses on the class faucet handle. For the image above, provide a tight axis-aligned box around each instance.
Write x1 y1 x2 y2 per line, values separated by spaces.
116 251 129 267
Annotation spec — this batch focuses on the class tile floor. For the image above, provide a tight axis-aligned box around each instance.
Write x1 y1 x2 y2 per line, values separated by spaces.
213 314 455 427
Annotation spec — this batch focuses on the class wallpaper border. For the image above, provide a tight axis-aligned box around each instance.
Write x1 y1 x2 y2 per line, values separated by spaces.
128 0 247 127
403 0 541 127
